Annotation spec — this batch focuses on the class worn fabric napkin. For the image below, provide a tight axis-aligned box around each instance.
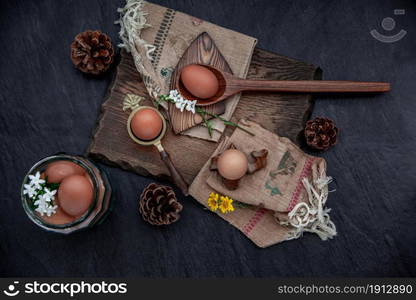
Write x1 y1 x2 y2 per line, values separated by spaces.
116 0 257 141
189 120 336 247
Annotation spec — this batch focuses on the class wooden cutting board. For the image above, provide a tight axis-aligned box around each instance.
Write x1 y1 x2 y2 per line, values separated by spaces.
87 48 320 184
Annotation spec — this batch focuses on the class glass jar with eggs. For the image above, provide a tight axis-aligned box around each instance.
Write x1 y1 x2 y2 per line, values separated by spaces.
21 154 112 234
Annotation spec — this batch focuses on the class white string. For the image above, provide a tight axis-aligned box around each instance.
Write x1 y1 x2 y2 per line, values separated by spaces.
115 0 155 60
115 0 166 103
284 176 337 241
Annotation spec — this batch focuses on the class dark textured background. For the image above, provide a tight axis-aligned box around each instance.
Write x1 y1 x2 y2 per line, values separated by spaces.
0 0 415 277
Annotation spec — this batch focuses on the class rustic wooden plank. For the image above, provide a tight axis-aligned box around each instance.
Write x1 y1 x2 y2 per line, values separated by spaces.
87 49 217 184
87 48 319 183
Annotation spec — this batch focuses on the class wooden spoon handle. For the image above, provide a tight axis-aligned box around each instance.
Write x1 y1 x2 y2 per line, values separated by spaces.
159 150 189 196
235 80 391 93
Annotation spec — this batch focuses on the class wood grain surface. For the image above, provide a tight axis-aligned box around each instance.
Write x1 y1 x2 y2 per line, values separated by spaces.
87 48 319 184
189 65 390 106
169 32 229 133
223 79 390 93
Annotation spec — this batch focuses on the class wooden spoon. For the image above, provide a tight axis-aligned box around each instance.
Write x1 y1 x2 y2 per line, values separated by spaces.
176 64 391 106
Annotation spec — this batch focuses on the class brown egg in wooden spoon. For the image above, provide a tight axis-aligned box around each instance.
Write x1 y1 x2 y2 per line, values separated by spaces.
180 64 219 99
177 64 391 106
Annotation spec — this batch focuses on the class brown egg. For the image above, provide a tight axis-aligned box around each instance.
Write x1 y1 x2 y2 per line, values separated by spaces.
130 108 163 141
58 175 94 217
217 149 248 180
42 205 76 225
45 160 85 183
180 64 219 99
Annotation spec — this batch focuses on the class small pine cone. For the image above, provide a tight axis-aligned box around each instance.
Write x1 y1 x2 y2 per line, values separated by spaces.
70 30 114 75
139 183 183 225
304 117 338 151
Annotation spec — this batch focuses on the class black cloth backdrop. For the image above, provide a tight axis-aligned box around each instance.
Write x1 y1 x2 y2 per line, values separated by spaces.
0 0 415 277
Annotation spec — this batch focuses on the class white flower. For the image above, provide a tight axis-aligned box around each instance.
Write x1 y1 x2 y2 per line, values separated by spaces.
167 90 197 114
23 184 38 198
34 194 57 216
39 193 52 203
28 171 45 189
43 187 57 201
185 100 196 114
44 205 58 217
34 196 46 208
169 89 180 101
175 97 187 112
25 171 58 216
29 182 57 216
173 95 182 105
34 198 49 216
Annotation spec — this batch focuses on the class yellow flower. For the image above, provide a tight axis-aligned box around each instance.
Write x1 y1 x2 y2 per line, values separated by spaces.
219 196 234 214
207 193 235 214
207 192 219 211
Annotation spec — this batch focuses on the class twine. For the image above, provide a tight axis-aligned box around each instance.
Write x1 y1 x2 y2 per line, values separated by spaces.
283 176 337 241
116 0 155 59
115 0 166 105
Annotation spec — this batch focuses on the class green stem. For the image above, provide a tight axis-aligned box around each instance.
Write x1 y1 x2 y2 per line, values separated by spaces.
196 108 255 136
200 113 213 137
158 95 256 137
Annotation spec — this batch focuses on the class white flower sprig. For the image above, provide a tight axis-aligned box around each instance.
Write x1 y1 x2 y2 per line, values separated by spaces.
28 172 45 189
23 171 59 217
168 90 196 114
158 90 254 138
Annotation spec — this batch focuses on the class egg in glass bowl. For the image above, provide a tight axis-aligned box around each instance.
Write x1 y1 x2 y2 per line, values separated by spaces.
21 154 112 234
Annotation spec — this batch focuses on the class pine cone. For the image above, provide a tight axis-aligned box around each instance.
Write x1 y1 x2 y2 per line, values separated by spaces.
139 183 183 225
70 30 114 75
304 117 338 151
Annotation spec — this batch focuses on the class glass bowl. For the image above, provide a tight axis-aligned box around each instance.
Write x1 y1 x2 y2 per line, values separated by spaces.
21 154 112 234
